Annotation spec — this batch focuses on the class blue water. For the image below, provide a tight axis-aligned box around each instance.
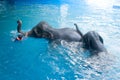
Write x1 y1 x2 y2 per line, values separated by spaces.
0 0 120 80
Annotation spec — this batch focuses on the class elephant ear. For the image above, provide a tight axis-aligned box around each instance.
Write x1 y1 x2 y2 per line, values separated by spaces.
47 31 54 39
41 30 54 40
99 35 104 44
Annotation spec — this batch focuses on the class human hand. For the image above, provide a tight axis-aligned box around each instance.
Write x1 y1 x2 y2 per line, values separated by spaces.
17 20 22 25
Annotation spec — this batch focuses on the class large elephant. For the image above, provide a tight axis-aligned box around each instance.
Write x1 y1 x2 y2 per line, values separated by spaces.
23 21 83 42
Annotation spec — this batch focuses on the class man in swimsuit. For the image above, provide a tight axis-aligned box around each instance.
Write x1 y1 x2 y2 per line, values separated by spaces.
16 20 25 41
15 34 23 41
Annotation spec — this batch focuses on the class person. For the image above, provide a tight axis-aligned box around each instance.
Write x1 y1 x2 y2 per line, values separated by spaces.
17 20 29 37
15 34 23 41
15 20 25 41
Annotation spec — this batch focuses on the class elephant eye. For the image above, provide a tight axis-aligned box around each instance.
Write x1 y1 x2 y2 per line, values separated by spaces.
37 28 43 33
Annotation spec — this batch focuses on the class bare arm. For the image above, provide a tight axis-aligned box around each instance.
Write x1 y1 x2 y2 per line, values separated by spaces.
16 20 28 37
17 20 22 33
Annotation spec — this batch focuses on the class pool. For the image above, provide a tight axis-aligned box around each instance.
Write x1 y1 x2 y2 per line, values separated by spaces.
0 0 120 80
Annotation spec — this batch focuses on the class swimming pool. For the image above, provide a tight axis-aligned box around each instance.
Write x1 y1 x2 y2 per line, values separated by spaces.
0 0 120 80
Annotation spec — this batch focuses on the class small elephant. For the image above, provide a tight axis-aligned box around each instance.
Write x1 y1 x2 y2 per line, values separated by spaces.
82 31 107 55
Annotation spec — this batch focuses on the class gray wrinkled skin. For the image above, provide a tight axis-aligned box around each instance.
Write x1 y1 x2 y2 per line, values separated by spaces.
27 21 82 42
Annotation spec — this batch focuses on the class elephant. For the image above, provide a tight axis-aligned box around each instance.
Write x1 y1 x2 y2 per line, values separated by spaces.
18 21 83 42
74 24 107 55
82 31 107 55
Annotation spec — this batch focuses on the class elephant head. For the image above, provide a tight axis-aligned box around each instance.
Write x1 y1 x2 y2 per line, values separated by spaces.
27 21 54 39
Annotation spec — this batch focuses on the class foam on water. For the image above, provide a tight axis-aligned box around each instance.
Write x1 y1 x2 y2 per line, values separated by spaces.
42 41 120 80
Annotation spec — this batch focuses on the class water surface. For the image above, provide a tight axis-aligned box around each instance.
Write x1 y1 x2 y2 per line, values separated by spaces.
0 0 120 80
